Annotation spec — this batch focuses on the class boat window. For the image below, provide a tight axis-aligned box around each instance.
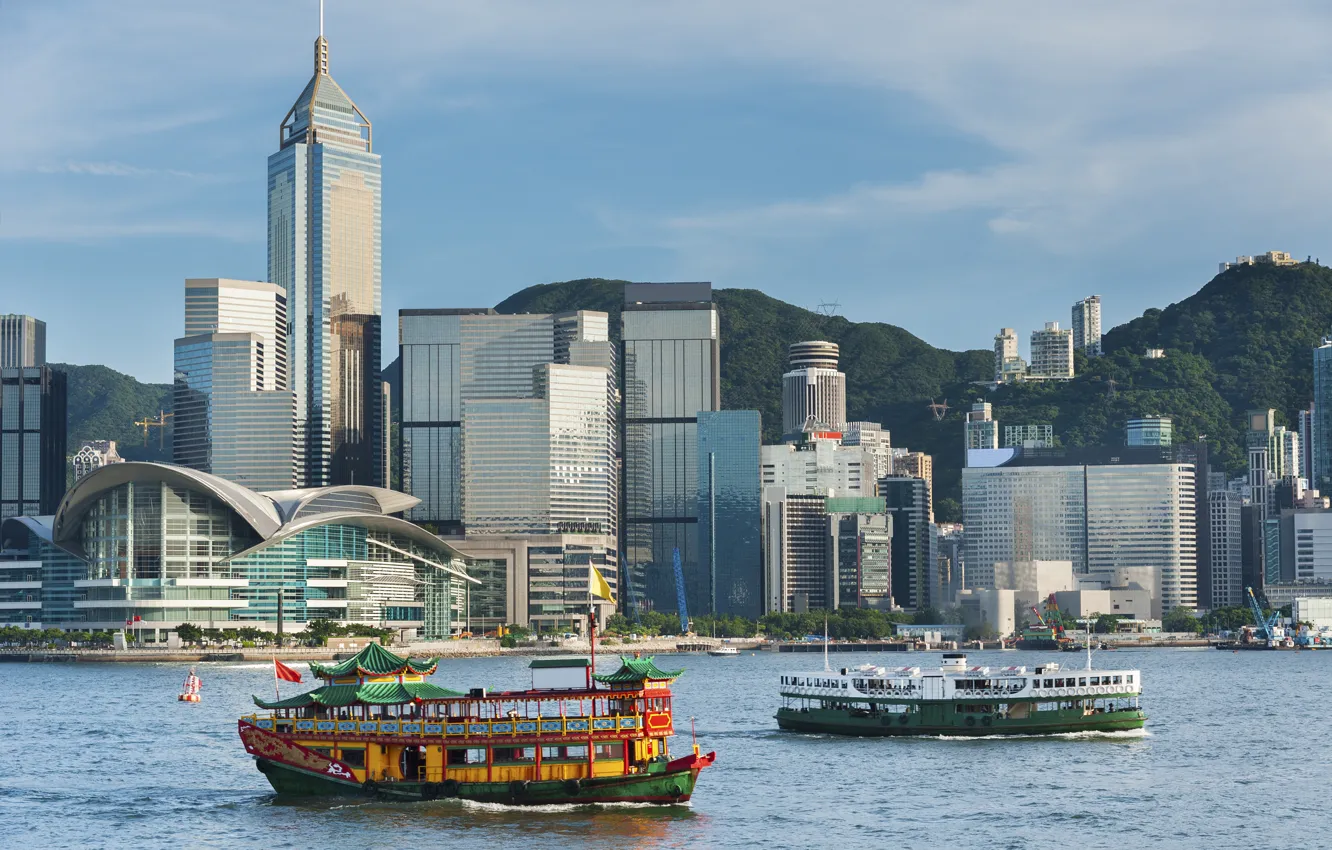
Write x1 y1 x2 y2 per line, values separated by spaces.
564 745 589 759
338 746 366 769
309 746 333 758
1112 675 1122 685
1044 679 1053 688
446 748 486 765
1079 678 1087 687
1127 675 1134 684
1090 677 1100 686
493 747 535 764
595 742 624 760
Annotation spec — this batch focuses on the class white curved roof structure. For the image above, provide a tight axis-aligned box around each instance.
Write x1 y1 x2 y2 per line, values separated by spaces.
261 485 420 524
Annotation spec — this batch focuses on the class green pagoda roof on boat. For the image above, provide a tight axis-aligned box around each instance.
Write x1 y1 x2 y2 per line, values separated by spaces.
307 642 439 680
253 680 464 710
593 656 685 685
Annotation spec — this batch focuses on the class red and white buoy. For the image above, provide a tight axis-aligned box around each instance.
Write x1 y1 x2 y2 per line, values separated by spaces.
178 668 202 703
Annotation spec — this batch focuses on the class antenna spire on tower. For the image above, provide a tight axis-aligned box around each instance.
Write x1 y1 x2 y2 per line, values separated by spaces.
320 0 325 37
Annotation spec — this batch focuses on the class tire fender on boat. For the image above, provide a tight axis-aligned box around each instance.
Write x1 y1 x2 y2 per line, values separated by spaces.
509 780 529 799
563 778 582 796
362 779 378 797
965 716 977 727
441 779 460 798
421 782 441 801
669 783 684 800
898 713 910 725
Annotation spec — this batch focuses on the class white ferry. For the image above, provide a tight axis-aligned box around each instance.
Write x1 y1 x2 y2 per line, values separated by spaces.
776 652 1145 737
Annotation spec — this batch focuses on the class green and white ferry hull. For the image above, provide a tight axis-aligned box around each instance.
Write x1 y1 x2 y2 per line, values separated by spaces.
776 653 1145 738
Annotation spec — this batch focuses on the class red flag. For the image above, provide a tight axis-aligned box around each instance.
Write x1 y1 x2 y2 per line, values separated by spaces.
133 615 142 623
274 659 303 683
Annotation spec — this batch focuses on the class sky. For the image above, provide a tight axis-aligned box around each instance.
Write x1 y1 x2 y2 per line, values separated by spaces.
5 1 1332 383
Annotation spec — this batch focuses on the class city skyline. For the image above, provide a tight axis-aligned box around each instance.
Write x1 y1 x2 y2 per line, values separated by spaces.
11 2 1332 382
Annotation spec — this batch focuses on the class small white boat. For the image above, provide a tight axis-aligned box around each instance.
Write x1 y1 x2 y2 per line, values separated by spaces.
708 646 740 657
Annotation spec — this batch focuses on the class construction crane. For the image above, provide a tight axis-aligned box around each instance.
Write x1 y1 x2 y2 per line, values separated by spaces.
927 398 950 421
1245 587 1284 645
133 410 174 449
672 547 690 636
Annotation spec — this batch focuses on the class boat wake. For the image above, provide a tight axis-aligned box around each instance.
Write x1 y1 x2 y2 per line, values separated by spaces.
457 799 692 813
919 728 1150 742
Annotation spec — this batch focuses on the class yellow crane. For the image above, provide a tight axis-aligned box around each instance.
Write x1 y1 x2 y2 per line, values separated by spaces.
133 410 174 449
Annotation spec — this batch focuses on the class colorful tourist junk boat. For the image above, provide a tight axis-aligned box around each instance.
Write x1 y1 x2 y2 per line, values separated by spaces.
238 642 715 804
776 650 1145 737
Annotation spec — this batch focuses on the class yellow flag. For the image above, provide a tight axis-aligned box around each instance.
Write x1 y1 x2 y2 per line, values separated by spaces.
590 566 616 604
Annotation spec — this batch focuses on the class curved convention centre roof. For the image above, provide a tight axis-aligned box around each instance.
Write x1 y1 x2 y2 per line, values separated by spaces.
47 463 437 564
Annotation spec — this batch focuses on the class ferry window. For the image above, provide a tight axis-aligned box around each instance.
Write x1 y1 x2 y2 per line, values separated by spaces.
1112 676 1121 685
338 747 366 769
595 743 624 760
1044 679 1052 688
1127 675 1134 684
1090 677 1100 686
1079 678 1087 687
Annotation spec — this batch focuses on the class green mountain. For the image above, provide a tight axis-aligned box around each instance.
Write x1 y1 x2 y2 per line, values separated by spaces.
54 363 172 464
499 265 1332 518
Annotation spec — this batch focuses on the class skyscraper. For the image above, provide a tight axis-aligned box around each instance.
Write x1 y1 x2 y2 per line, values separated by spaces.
1316 339 1332 491
781 341 846 438
1127 417 1173 447
0 315 45 368
842 421 892 479
0 366 66 517
184 279 288 391
268 26 382 487
697 410 762 618
1071 295 1102 356
881 475 931 609
621 282 719 614
994 328 1019 381
173 333 297 491
1298 405 1314 484
965 402 999 457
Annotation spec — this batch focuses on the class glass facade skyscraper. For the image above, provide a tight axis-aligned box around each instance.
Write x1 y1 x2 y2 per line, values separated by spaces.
173 334 296 492
621 283 719 614
697 410 762 618
0 366 66 518
268 33 382 487
1314 338 1332 491
184 279 288 391
0 315 46 368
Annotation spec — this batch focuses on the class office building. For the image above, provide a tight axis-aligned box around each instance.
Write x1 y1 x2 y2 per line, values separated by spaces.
882 475 931 609
72 441 123 482
1298 405 1314 484
1127 417 1172 447
184 279 287 391
761 438 877 497
621 283 720 615
173 333 296 492
1317 340 1332 491
826 497 892 610
933 524 965 606
1029 322 1074 379
268 26 383 488
761 488 827 613
1247 408 1276 518
1208 489 1243 608
0 315 45 368
965 402 999 457
697 411 762 619
0 366 66 518
0 462 479 636
842 421 892 479
963 447 1197 610
782 341 846 438
1071 295 1102 357
1276 427 1300 485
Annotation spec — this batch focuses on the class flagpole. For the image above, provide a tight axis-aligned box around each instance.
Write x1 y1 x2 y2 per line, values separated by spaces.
274 656 280 701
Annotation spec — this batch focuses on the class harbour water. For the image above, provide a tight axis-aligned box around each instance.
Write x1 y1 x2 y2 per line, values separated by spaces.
3 648 1329 849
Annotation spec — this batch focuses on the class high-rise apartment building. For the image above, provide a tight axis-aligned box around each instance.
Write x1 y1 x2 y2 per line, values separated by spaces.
781 341 846 438
965 402 999 456
994 328 1020 381
842 422 892 479
1247 408 1276 519
268 29 383 488
1127 417 1173 447
827 497 892 610
1071 295 1102 357
1208 489 1243 608
184 279 288 391
621 283 719 614
173 333 297 491
0 315 46 368
761 489 828 613
0 367 66 517
697 410 762 618
1029 322 1074 379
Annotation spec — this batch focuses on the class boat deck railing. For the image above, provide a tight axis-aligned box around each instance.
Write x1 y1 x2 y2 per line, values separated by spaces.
241 713 659 738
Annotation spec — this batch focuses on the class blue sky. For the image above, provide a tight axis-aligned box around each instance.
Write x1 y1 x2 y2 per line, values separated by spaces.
6 1 1332 383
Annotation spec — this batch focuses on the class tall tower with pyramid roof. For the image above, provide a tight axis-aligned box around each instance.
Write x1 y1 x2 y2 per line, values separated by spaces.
268 13 383 488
